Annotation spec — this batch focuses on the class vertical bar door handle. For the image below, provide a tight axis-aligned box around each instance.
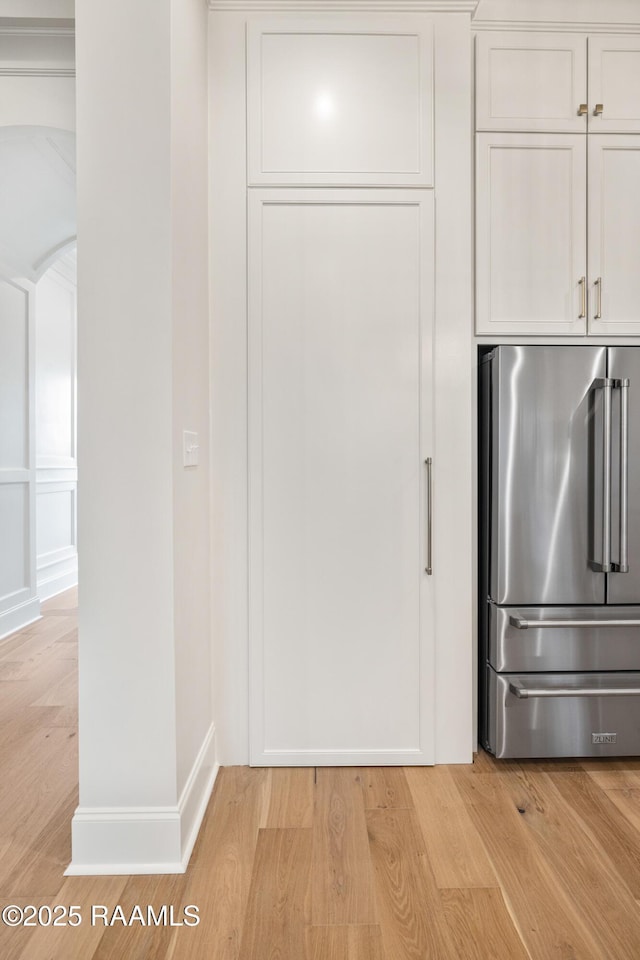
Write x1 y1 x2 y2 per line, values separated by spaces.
579 277 586 319
425 458 432 575
603 380 612 572
595 277 602 320
619 378 630 573
592 378 613 572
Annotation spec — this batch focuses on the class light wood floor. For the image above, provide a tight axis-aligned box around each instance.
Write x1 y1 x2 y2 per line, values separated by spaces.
4 591 640 958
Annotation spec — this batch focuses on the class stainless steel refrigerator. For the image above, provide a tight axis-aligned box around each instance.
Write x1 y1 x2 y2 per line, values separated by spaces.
479 345 640 758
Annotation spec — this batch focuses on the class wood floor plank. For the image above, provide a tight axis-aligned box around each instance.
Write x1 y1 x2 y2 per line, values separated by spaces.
91 874 190 960
311 769 377 926
549 770 640 898
264 768 314 828
169 766 268 960
357 768 413 811
306 924 384 960
439 888 531 960
11 876 127 960
4 787 77 898
500 765 640 958
406 766 498 889
580 759 640 790
451 766 605 960
606 788 640 833
237 828 311 960
366 807 448 960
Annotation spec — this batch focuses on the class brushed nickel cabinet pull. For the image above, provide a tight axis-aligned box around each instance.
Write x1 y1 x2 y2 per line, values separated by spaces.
425 458 432 575
579 276 586 319
594 277 602 320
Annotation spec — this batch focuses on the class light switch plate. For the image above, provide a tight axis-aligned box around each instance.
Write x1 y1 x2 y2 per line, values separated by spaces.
183 430 199 467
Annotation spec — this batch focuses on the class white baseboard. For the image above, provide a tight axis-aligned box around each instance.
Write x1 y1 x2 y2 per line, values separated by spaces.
37 564 78 602
0 597 41 644
178 723 219 868
65 724 218 876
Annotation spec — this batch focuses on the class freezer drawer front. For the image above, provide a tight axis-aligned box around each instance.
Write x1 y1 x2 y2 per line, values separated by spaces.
486 667 640 758
489 604 640 672
609 347 640 604
490 345 606 606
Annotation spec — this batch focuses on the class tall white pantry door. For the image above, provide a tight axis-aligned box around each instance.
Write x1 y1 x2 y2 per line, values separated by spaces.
248 189 435 766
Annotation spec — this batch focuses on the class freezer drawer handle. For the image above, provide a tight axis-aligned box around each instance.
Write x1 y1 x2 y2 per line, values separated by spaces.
509 614 640 629
509 679 640 699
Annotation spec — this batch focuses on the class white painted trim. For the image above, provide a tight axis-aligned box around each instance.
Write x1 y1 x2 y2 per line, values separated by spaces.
66 725 218 875
257 749 429 766
178 724 219 868
473 21 640 33
37 568 77 601
210 0 478 10
0 27 75 38
0 66 74 76
0 597 41 643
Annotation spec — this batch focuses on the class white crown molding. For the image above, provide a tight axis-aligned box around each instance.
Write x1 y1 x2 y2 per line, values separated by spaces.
210 0 478 11
473 20 640 32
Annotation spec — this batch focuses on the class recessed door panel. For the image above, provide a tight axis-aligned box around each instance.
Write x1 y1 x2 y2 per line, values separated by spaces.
588 137 640 336
476 133 587 335
249 189 434 764
476 32 587 132
589 35 640 133
247 19 433 186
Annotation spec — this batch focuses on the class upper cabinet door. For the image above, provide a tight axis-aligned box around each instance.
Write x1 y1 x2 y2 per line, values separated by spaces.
589 35 640 133
476 132 587 336
588 136 640 336
247 18 433 186
476 32 587 132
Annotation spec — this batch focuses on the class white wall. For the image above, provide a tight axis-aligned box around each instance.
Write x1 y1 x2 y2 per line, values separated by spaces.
170 0 213 801
71 0 214 873
35 259 78 601
0 16 76 639
0 276 37 639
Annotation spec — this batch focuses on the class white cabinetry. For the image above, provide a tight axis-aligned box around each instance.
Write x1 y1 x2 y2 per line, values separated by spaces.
476 28 640 336
247 18 433 186
476 32 586 132
476 133 586 336
589 35 640 133
249 190 434 764
210 5 474 766
477 31 640 133
588 136 640 334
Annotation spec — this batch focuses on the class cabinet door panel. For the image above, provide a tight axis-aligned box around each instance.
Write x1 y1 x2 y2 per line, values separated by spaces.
248 190 434 765
476 32 587 132
247 19 433 186
476 133 586 336
589 35 640 133
589 136 640 335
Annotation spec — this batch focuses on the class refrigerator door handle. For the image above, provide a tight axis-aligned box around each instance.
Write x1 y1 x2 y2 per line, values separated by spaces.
592 377 613 573
509 679 640 699
508 614 640 629
613 378 630 574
